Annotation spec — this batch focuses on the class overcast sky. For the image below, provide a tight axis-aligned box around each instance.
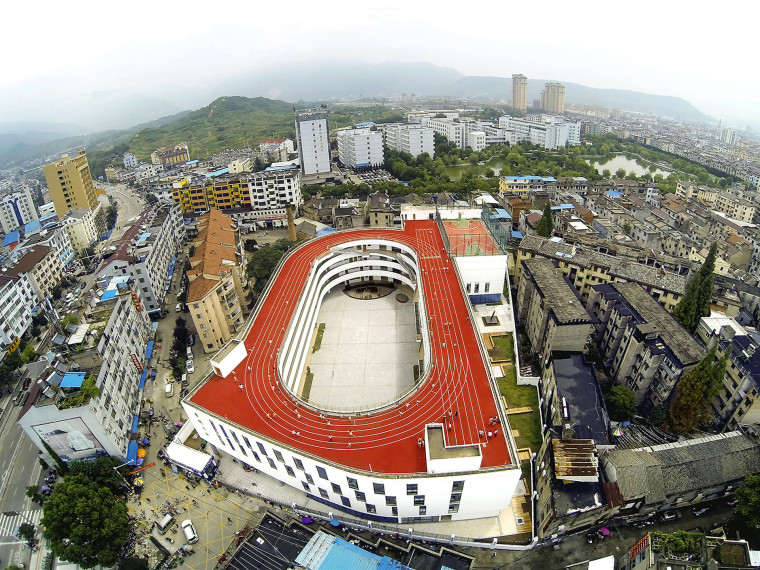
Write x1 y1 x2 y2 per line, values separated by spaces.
2 0 756 129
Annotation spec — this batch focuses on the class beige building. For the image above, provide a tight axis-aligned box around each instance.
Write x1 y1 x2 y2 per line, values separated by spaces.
187 210 251 353
367 192 397 227
516 258 593 361
540 82 565 114
42 151 98 218
512 74 528 111
63 207 99 254
4 245 63 301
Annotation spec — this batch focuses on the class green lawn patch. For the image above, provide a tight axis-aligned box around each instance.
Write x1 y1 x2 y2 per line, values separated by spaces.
302 367 314 401
312 323 326 352
490 334 515 362
497 354 542 454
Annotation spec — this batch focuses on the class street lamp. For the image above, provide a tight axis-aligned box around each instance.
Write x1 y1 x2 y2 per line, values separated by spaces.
3 511 34 526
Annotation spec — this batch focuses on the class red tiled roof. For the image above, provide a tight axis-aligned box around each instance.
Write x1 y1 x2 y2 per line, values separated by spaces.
190 221 512 474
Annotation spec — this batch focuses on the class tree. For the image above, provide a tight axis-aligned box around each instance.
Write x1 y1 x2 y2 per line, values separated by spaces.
606 385 637 421
18 522 36 541
41 473 130 568
535 202 554 238
146 193 158 205
68 457 125 494
120 558 149 570
61 314 80 329
672 242 718 332
26 485 43 504
21 344 36 364
735 474 760 528
668 344 729 434
615 168 626 179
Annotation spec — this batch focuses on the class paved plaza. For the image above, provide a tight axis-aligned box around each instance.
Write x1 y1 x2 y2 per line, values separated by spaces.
306 288 419 411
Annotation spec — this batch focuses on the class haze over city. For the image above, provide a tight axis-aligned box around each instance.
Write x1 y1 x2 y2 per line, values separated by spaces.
1 0 757 131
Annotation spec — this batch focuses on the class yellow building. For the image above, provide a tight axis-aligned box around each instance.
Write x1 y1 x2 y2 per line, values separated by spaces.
42 151 98 218
172 179 252 214
186 210 252 353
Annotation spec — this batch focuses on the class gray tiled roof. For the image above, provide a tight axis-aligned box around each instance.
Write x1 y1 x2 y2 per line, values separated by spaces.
606 432 760 504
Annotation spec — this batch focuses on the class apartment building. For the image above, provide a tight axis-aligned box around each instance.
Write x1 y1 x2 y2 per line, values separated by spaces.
540 82 566 114
366 192 397 227
498 176 556 197
18 277 153 465
498 116 580 150
17 222 76 271
512 74 528 111
381 124 435 158
123 152 138 168
295 111 331 176
173 177 252 213
715 191 756 223
62 207 99 254
187 210 251 353
0 273 36 349
0 186 39 233
336 127 384 170
421 117 467 150
514 235 687 311
259 138 295 162
535 351 610 538
151 143 189 167
587 282 704 412
97 203 185 318
4 245 63 302
42 151 99 218
516 258 593 360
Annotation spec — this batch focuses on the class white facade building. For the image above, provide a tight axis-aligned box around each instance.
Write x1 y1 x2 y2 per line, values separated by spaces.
0 273 36 348
421 117 467 149
123 153 138 169
0 186 39 233
18 277 153 465
381 124 435 158
336 127 384 170
499 115 581 150
467 131 487 152
18 223 76 270
63 207 99 254
228 169 303 231
295 111 331 175
97 203 185 316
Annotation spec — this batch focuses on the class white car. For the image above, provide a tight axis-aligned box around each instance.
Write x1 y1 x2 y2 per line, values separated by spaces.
165 383 174 397
181 519 198 544
186 360 195 374
175 303 182 313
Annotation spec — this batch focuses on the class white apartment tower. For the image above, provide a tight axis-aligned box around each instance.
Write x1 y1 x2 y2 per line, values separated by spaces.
336 127 384 170
382 124 435 158
512 74 528 111
541 82 566 114
0 186 39 233
295 111 331 175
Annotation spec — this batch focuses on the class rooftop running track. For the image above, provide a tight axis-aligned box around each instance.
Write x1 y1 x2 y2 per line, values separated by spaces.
190 220 511 474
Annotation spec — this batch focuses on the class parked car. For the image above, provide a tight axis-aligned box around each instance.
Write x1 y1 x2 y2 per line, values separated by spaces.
693 506 712 517
175 303 182 313
181 519 198 544
186 346 192 360
186 360 195 374
187 333 195 346
660 510 681 523
165 383 174 397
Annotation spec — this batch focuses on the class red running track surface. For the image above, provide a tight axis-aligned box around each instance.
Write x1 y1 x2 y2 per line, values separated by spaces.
190 220 511 474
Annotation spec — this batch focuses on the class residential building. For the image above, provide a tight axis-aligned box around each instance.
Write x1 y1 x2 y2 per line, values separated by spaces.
42 151 98 218
303 198 340 225
17 222 76 270
336 127 384 170
151 143 189 167
512 74 528 111
381 124 435 158
367 192 397 227
0 186 39 233
0 273 36 349
720 127 738 146
420 116 467 150
466 131 486 152
187 210 251 353
62 208 99 254
295 111 331 175
259 138 294 162
18 276 153 466
4 245 63 302
714 191 755 223
235 169 302 231
228 158 252 174
514 235 688 311
602 431 760 518
97 203 185 318
123 152 138 168
587 282 704 412
172 177 252 214
541 82 565 114
498 116 580 150
498 176 556 197
535 351 611 538
516 258 593 360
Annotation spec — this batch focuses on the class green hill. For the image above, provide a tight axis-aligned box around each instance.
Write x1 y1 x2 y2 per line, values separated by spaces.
126 96 296 161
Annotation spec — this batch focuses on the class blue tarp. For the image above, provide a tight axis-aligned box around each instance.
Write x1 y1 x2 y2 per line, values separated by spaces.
606 190 622 198
60 372 86 388
265 164 298 171
3 231 19 246
135 232 151 246
492 208 512 220
551 204 574 210
100 289 117 302
139 369 147 390
316 227 337 237
145 340 154 360
205 168 229 178
24 219 41 234
511 231 524 238
131 416 139 433
126 441 138 465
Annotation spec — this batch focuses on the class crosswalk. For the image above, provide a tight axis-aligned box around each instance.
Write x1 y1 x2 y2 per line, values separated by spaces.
0 510 42 538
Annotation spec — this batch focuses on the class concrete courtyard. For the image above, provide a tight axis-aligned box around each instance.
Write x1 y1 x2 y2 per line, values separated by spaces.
305 288 419 411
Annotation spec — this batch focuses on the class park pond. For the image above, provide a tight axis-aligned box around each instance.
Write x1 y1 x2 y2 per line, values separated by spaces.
444 159 506 181
587 154 671 178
